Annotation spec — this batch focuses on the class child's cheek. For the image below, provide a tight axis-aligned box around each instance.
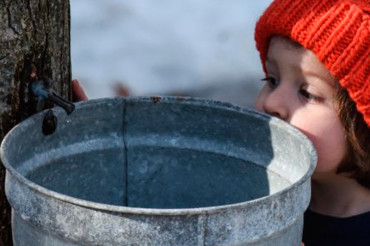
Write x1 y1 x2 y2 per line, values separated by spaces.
292 118 347 174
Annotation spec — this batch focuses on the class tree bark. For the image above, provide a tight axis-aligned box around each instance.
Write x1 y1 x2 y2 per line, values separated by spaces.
0 0 71 245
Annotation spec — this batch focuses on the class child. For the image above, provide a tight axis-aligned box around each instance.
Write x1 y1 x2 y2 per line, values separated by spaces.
254 0 369 245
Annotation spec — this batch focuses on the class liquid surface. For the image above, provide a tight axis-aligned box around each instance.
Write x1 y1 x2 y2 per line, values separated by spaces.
26 146 290 208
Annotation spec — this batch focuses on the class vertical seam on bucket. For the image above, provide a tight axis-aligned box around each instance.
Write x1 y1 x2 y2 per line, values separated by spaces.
204 213 208 246
200 212 208 246
122 101 128 206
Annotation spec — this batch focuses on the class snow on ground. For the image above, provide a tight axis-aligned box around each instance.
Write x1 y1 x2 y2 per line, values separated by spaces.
71 0 272 104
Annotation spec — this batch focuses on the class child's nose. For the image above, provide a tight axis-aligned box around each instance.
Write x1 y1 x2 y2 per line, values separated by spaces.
262 87 289 121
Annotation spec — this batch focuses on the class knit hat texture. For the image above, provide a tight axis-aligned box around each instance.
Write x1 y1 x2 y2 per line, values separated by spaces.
255 0 370 126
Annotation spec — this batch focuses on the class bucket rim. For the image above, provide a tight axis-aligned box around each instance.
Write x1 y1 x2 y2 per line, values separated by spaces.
1 96 317 216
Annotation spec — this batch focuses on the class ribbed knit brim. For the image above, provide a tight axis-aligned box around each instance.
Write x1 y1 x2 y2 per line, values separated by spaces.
255 0 370 126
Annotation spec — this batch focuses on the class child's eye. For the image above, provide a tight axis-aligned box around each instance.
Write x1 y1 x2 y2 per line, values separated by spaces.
261 77 278 88
299 89 323 103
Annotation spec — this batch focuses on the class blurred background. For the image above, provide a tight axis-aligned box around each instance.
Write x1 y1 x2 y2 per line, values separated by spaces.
70 0 273 107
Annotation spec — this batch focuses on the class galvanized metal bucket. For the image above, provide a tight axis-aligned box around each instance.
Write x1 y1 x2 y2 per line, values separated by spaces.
1 97 316 246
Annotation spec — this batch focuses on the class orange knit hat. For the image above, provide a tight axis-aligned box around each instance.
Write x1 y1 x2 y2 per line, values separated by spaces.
255 0 370 126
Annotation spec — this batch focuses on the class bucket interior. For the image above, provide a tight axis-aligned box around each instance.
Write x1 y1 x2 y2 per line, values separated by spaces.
4 98 312 209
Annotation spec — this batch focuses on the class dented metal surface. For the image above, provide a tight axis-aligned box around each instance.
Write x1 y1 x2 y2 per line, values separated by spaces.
1 97 316 245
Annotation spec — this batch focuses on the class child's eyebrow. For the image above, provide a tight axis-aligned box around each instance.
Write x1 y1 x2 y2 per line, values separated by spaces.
301 69 336 87
265 56 278 69
265 56 275 65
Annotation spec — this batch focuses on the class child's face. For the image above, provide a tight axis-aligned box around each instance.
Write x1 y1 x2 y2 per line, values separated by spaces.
255 37 348 175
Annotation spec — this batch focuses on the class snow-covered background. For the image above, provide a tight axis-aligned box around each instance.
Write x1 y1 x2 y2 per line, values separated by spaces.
70 0 272 105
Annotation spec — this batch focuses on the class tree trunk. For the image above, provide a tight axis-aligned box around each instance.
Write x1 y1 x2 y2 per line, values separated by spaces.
0 0 71 245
